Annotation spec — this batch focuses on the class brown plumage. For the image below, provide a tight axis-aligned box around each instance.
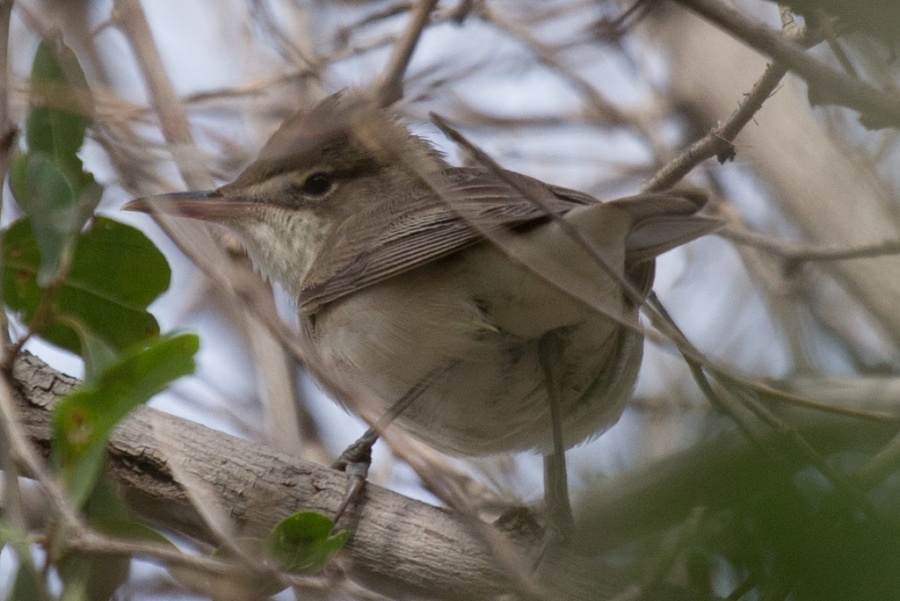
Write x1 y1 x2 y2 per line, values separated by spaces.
125 94 719 458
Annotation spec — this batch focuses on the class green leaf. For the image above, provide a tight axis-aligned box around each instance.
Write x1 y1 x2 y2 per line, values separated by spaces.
8 151 28 209
66 320 118 384
7 566 44 601
266 511 349 575
69 217 171 309
53 333 198 505
25 38 93 193
17 152 79 285
10 39 100 285
2 216 171 354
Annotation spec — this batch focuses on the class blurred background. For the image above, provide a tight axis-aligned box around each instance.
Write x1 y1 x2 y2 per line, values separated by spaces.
3 0 900 599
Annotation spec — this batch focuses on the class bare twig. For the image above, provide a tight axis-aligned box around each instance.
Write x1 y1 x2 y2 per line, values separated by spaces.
644 16 814 191
673 0 900 128
374 0 439 107
722 225 900 265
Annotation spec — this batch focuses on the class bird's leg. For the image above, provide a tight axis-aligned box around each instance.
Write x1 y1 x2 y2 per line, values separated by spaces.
330 363 454 525
535 332 574 563
543 452 573 540
331 427 378 524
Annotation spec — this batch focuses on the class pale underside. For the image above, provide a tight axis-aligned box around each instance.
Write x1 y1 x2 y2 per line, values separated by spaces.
230 167 714 455
298 180 648 455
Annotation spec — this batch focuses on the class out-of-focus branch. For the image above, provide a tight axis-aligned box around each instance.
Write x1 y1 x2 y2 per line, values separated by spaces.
375 0 439 107
480 7 630 127
0 0 14 192
576 386 899 553
722 225 900 266
672 0 900 128
646 2 900 345
644 57 789 192
114 0 209 189
0 0 14 348
113 0 310 457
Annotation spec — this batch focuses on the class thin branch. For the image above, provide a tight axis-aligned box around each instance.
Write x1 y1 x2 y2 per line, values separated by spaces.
722 225 900 265
644 25 801 191
374 0 439 107
672 0 900 129
113 0 211 190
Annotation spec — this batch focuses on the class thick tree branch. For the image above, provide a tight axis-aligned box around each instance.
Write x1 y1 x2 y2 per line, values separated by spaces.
7 352 705 601
9 351 893 597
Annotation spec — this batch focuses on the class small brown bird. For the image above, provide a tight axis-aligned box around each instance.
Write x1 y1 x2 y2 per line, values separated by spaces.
126 93 719 533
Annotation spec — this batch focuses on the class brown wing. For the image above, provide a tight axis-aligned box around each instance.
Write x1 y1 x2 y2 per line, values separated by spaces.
298 168 594 312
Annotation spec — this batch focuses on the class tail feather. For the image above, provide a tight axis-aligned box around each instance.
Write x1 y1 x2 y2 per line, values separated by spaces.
606 190 722 264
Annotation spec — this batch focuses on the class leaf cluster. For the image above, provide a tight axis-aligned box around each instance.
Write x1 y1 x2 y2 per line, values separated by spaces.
0 39 345 601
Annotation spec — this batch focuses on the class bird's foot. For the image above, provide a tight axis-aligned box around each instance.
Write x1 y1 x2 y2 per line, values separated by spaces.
330 429 378 525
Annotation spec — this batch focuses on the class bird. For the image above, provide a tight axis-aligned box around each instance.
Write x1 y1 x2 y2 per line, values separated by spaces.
125 92 720 537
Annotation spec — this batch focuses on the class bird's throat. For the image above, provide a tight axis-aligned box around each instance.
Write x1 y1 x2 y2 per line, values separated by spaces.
231 209 331 299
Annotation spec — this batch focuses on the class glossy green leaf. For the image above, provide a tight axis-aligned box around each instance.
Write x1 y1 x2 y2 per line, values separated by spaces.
11 154 104 287
68 217 171 308
53 333 198 505
25 38 93 193
2 216 171 353
266 511 349 575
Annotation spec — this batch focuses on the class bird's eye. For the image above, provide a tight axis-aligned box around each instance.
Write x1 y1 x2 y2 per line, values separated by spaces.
300 172 334 197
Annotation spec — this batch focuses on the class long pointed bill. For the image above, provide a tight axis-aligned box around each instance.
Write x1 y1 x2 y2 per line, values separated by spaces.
122 191 263 221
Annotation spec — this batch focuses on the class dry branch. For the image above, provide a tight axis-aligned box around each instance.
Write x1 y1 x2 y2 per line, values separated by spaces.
7 351 706 601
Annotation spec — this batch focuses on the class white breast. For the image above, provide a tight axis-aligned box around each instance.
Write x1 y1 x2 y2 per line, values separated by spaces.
305 240 643 455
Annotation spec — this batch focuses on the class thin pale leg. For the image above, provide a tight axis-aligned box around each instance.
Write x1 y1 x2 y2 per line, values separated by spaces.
330 363 455 525
533 333 574 566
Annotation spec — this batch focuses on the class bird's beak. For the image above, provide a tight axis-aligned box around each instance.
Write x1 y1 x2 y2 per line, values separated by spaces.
123 191 262 221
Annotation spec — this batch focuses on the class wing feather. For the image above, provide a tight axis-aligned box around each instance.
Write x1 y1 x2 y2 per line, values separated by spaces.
298 168 590 312
298 167 716 313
